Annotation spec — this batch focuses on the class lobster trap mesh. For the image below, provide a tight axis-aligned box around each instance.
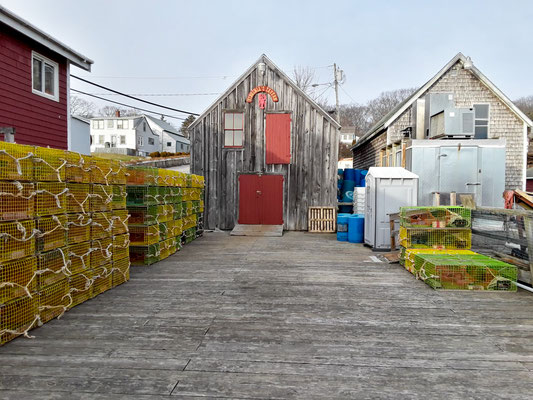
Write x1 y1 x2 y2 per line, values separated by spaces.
33 147 67 182
66 213 91 244
111 185 127 210
111 257 130 287
399 227 472 250
35 182 67 216
65 151 91 183
129 244 160 266
0 295 39 345
0 142 34 181
112 209 129 236
159 222 168 241
90 157 113 184
90 184 113 212
415 253 518 291
91 212 114 240
126 185 159 206
66 183 91 214
400 206 471 229
108 160 126 185
37 248 69 290
0 256 36 304
125 167 158 186
173 203 183 220
0 182 35 221
112 234 130 261
91 264 112 297
68 271 93 308
68 241 92 275
402 248 476 274
129 224 160 246
128 206 159 226
36 215 67 252
90 238 113 268
159 204 173 223
38 279 70 323
0 220 36 263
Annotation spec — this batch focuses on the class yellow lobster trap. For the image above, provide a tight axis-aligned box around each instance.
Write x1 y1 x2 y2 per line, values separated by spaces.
0 142 34 181
91 264 113 297
33 146 67 182
108 160 127 185
90 237 113 268
111 257 130 287
68 271 93 309
129 224 160 246
402 248 477 274
112 209 129 236
37 247 69 290
111 185 127 210
35 182 68 216
0 182 35 221
67 241 92 275
112 233 130 262
66 183 91 214
91 212 114 240
66 213 91 245
36 215 67 252
0 256 36 304
38 279 70 324
0 220 36 263
0 295 39 346
90 184 113 212
65 151 91 183
399 227 472 250
90 157 113 185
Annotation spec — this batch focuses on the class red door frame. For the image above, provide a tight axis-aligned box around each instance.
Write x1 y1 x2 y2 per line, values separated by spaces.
238 174 284 225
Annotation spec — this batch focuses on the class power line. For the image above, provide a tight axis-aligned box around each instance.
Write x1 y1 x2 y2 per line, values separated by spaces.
76 74 238 80
86 92 220 97
70 88 187 121
71 75 199 116
340 85 357 103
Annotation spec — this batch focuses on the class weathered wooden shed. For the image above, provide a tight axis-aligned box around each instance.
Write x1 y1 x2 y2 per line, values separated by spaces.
190 54 340 231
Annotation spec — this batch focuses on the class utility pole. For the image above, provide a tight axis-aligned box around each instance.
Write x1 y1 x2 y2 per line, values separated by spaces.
333 63 340 123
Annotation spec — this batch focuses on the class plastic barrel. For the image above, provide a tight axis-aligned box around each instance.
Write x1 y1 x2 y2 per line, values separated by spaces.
337 213 350 241
359 170 368 187
343 168 356 181
348 214 364 243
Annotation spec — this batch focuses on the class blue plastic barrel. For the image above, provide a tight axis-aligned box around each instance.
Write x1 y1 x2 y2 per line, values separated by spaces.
342 180 356 201
337 213 350 241
348 214 364 243
359 170 368 187
343 168 356 181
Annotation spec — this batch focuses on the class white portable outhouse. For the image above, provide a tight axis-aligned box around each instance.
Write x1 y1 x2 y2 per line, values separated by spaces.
364 167 419 250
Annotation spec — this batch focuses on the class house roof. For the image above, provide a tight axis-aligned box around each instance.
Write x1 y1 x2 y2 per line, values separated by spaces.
71 115 90 124
165 131 191 145
352 52 533 151
189 54 341 130
144 115 183 136
0 6 93 71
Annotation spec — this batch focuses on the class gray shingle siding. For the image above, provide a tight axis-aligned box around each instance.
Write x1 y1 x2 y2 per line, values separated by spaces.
372 61 526 189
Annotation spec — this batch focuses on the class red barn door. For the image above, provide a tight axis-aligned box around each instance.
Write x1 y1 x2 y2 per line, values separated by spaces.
266 113 291 164
238 174 283 225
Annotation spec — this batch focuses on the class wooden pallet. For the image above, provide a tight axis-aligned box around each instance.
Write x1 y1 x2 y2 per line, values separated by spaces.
308 207 336 233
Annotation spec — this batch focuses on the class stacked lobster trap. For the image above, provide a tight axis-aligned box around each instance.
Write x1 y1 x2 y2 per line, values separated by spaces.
0 142 130 346
126 166 204 266
399 206 517 291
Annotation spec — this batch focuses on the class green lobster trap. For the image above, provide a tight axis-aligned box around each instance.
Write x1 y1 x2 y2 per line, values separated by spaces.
126 185 159 206
414 253 517 291
129 244 160 266
128 206 159 226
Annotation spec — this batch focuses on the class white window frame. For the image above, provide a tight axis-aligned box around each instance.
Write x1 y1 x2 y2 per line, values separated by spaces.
31 51 59 102
473 103 490 139
138 136 143 146
120 135 126 145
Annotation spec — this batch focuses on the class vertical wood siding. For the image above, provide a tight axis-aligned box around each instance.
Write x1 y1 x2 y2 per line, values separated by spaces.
0 24 68 149
191 59 339 231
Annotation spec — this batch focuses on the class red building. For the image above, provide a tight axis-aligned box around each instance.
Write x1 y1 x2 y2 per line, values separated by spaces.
0 6 93 149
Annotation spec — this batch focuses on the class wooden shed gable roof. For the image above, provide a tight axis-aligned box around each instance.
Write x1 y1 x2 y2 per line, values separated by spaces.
190 54 341 129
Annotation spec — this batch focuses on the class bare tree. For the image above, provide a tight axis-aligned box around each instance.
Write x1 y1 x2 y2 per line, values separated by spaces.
292 66 316 94
339 104 370 136
366 88 417 125
97 106 140 117
515 95 533 120
70 95 96 118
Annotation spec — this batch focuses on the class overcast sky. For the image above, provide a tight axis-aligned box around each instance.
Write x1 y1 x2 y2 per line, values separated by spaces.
4 0 533 124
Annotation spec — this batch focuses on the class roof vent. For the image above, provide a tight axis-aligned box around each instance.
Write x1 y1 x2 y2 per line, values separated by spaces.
463 56 473 70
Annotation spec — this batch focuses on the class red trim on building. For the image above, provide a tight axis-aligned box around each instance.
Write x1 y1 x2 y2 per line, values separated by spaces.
265 113 291 164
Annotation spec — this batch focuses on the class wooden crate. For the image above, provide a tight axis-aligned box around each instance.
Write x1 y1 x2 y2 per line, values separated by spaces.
308 207 336 233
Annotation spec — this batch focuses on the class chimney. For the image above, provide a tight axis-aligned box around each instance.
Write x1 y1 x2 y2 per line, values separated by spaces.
115 110 121 117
